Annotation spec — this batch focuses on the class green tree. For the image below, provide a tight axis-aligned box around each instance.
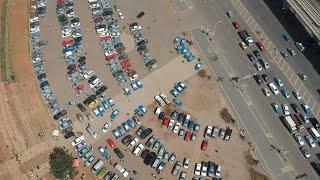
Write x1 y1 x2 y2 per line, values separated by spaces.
49 147 77 179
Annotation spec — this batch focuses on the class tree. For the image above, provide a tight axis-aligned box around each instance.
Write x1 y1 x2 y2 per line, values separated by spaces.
49 147 77 179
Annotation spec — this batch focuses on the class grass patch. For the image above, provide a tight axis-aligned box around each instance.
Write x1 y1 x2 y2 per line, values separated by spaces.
0 0 10 81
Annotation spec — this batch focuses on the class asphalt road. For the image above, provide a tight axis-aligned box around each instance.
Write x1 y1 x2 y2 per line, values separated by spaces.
239 0 320 104
188 0 320 179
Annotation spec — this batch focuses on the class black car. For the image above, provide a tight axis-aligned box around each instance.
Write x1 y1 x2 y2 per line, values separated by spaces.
143 152 157 165
37 73 47 80
311 162 320 176
88 75 98 84
96 85 107 95
137 45 147 52
137 11 145 19
137 39 148 47
140 128 153 139
71 17 79 23
64 131 75 139
253 75 263 85
177 113 186 122
247 53 255 61
83 95 96 105
141 149 150 159
261 74 269 82
77 103 86 112
136 126 145 136
291 104 301 113
53 109 67 120
114 148 124 159
94 16 103 23
253 50 261 58
121 135 133 145
102 10 113 16
158 112 165 120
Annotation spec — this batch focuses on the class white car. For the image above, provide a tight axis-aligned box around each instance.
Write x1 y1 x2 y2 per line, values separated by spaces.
102 122 111 133
71 22 80 28
292 91 301 100
262 88 271 97
201 163 207 176
130 25 142 31
154 95 166 106
254 63 263 71
132 144 144 156
160 93 170 104
295 42 305 52
154 107 161 115
282 104 290 116
305 135 316 148
168 119 175 130
194 163 201 176
183 158 190 169
293 133 304 146
118 12 124 19
204 126 213 139
173 123 181 134
268 83 279 95
300 146 311 158
128 138 139 149
89 3 100 9
215 165 222 177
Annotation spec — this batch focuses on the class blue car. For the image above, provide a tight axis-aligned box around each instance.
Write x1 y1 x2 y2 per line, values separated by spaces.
112 129 121 139
127 119 137 129
186 54 195 62
282 33 291 41
173 98 184 107
93 108 103 118
195 63 202 71
280 51 289 59
122 121 131 132
301 104 311 114
134 108 144 117
173 36 182 44
171 89 180 97
110 109 120 120
101 100 109 109
175 46 184 54
98 146 109 158
188 121 195 130
138 105 147 114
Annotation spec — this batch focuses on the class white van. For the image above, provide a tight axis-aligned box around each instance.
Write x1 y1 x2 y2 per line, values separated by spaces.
91 159 104 174
308 127 320 140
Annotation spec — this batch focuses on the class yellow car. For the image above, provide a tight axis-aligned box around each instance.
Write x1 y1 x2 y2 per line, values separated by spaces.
239 42 247 50
88 99 99 109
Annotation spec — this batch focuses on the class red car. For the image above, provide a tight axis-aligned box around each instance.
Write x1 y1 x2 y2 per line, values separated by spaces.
232 21 240 29
162 118 170 126
184 131 192 141
256 41 264 51
107 138 116 148
201 140 208 151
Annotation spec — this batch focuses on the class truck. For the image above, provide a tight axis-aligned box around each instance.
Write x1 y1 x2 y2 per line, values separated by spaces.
283 115 297 133
290 114 304 131
238 30 254 46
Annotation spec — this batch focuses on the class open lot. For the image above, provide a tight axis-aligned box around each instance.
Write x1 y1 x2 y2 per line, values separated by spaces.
3 0 318 179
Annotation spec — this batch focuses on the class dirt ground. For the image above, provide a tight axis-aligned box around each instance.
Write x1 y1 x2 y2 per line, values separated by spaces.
0 0 66 179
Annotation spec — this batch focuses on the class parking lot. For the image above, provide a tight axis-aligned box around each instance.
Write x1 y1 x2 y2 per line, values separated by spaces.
20 0 265 179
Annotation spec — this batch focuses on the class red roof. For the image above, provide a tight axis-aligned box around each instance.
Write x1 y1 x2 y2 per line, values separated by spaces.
256 41 264 51
120 60 132 69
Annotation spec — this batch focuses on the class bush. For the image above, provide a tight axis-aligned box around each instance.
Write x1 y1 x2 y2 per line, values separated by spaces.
220 108 235 123
49 147 77 179
197 69 207 77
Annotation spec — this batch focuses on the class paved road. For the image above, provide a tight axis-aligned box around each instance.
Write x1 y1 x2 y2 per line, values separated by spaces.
188 0 320 179
239 0 320 106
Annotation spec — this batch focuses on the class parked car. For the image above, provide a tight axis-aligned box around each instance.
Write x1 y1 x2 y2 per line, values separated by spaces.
172 161 182 175
201 140 208 151
114 148 124 159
